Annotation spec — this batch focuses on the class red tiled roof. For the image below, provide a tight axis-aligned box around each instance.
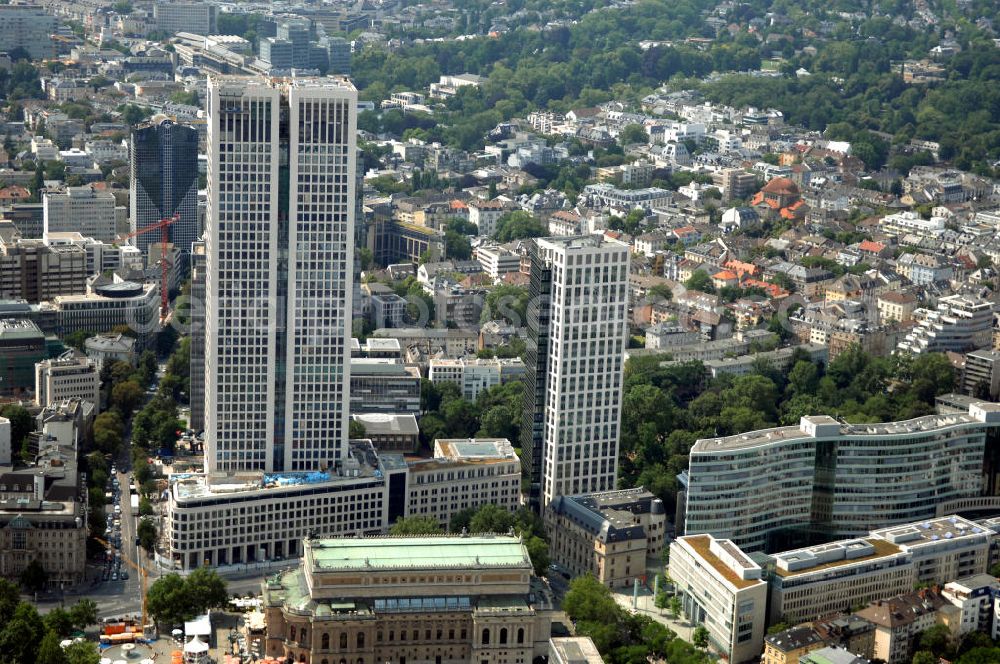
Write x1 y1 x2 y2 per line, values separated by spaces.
858 240 885 253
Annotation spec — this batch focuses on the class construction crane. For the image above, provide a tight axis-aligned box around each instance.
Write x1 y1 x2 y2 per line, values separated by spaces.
118 214 178 322
93 534 149 627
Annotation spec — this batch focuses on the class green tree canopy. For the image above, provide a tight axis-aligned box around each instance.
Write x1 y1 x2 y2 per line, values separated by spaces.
492 211 547 242
389 516 444 535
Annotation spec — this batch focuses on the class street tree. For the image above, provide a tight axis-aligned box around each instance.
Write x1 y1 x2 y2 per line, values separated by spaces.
19 559 47 592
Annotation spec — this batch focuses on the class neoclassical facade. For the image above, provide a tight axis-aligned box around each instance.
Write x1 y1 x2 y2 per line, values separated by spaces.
262 535 552 664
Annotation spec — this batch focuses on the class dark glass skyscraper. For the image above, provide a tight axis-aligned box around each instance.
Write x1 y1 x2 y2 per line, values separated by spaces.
129 117 199 257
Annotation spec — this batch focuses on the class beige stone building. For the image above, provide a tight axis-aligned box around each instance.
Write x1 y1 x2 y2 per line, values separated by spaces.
405 439 522 529
762 626 825 664
546 488 666 588
0 445 88 587
262 535 551 664
854 590 946 664
876 291 918 323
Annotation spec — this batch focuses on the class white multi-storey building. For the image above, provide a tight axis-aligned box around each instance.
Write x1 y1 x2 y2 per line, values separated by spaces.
153 1 218 35
428 357 526 401
34 354 100 411
53 281 160 351
520 235 630 508
475 243 523 281
768 515 991 624
669 534 768 663
405 438 522 528
0 5 56 60
43 187 118 243
204 76 357 474
681 401 1000 552
897 294 996 354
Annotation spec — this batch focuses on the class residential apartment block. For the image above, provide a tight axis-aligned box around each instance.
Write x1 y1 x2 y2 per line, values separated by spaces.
898 294 996 354
428 357 526 401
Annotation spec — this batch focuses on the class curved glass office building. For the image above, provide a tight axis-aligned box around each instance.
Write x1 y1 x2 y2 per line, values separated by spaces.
681 401 1000 552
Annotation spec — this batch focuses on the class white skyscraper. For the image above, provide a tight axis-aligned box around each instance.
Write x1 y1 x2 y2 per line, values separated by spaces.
521 235 630 508
204 76 357 474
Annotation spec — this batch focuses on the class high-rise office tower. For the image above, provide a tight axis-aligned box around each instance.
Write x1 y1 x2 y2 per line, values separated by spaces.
204 76 357 474
188 239 206 433
130 117 199 257
520 235 630 509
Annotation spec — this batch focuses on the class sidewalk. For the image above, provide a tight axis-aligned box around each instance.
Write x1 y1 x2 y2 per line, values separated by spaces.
610 585 694 642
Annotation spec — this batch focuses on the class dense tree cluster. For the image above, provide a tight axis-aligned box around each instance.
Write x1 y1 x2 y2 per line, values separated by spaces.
0 579 98 664
563 574 709 664
618 346 956 516
145 568 228 628
347 0 1000 174
419 379 523 446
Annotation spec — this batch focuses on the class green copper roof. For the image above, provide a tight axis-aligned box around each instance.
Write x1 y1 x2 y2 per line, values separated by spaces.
309 535 529 571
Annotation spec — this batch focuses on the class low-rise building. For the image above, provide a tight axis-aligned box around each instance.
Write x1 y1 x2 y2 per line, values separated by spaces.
428 357 526 401
550 637 605 664
898 294 996 354
370 293 407 329
405 439 522 529
53 281 160 351
476 244 523 281
876 291 918 324
854 590 947 664
350 413 420 453
763 627 826 664
349 358 421 416
702 344 828 379
166 440 406 570
468 199 508 238
34 354 100 411
962 349 1000 400
669 534 768 663
799 646 871 664
811 614 876 659
940 573 1000 636
261 535 551 664
83 333 136 372
0 446 87 587
547 488 666 589
0 318 47 398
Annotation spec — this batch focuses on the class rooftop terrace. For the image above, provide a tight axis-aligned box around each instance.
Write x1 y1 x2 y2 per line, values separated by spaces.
772 538 902 578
